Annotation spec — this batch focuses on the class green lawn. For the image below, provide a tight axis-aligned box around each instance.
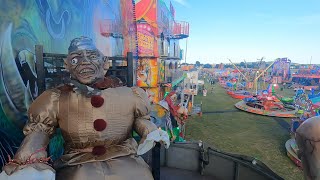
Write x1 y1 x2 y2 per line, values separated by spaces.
185 83 304 180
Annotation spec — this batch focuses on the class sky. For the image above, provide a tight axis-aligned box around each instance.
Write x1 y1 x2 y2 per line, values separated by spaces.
169 0 320 64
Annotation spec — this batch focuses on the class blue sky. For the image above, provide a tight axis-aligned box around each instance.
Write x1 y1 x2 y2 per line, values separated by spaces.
169 0 320 64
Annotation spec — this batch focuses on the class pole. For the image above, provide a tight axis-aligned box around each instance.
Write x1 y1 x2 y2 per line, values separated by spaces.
192 93 194 108
254 60 276 94
228 59 249 82
185 38 188 64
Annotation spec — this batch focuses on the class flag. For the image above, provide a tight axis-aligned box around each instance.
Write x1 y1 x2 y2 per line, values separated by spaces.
170 1 175 18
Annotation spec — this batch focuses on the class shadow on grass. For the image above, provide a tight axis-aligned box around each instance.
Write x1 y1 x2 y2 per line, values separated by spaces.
273 117 291 132
203 109 241 114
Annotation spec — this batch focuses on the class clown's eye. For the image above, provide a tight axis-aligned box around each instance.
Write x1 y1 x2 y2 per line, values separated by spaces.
90 55 97 59
71 58 78 65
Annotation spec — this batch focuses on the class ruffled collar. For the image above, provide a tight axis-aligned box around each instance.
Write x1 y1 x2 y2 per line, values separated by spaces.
60 77 124 97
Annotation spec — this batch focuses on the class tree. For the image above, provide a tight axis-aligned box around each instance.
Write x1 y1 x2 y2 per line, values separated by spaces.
203 64 212 68
195 61 201 67
240 62 245 67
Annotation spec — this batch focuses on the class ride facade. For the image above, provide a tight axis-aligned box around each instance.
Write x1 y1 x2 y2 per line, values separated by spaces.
135 0 190 142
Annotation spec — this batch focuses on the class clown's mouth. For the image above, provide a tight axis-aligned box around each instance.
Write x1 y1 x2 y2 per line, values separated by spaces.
78 68 95 77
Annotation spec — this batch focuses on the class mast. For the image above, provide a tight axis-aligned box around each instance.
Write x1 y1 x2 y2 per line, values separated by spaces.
254 59 276 95
228 59 249 82
184 38 188 64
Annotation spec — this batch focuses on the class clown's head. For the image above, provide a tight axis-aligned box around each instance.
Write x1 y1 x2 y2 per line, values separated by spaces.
64 37 109 85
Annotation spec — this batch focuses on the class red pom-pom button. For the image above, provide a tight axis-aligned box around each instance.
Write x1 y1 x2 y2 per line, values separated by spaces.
92 146 106 156
93 119 107 131
91 95 104 107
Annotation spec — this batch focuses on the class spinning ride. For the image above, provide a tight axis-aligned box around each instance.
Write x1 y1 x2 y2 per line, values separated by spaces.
285 89 320 168
235 90 297 118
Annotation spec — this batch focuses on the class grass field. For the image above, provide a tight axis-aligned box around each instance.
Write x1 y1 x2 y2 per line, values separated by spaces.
185 82 304 180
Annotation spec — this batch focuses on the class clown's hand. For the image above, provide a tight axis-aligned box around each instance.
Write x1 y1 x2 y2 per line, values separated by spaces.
137 129 170 155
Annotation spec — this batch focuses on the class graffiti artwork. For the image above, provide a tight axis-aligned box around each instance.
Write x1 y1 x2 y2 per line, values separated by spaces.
137 58 158 87
159 60 165 83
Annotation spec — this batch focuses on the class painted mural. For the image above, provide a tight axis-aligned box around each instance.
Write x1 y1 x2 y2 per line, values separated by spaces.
159 60 165 83
137 58 158 87
120 0 138 56
135 0 158 57
146 87 160 104
0 0 137 169
137 23 157 56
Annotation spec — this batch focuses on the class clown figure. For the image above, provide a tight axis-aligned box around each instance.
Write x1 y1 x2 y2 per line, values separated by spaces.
1 37 170 180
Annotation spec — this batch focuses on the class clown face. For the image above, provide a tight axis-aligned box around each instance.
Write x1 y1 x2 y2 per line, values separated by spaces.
64 37 108 85
66 50 105 85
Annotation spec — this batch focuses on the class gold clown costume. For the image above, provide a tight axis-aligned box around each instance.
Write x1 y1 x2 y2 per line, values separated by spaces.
1 37 169 180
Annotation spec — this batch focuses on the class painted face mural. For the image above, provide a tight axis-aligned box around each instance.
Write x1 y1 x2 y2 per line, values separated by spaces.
65 37 107 85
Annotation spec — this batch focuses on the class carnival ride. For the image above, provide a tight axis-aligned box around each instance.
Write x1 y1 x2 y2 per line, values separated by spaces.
285 89 320 168
308 89 320 105
271 58 292 84
235 94 297 118
225 59 255 100
230 90 253 100
7 48 282 180
225 59 298 117
203 60 319 174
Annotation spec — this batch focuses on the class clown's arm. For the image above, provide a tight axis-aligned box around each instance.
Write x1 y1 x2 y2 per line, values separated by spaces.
2 89 60 175
131 87 170 155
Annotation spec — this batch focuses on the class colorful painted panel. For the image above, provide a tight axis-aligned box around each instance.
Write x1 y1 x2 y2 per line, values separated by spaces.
137 58 158 87
135 0 158 57
137 23 157 56
146 87 160 104
159 60 165 83
120 0 138 56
